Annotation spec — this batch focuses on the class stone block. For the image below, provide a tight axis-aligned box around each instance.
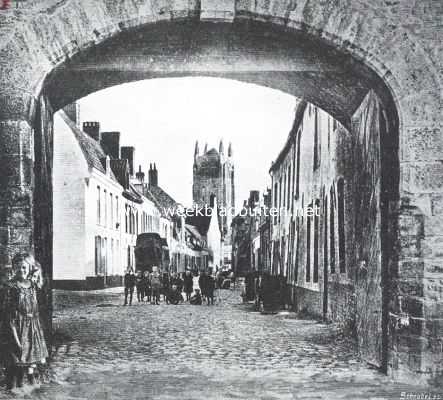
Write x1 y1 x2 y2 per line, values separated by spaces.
402 127 443 163
425 279 443 302
431 195 443 216
399 278 424 297
424 301 443 319
425 319 443 338
396 334 429 354
424 214 443 236
399 260 424 279
408 317 426 336
399 235 422 258
7 206 32 228
403 296 425 318
405 163 443 193
398 214 424 238
8 227 32 246
421 236 443 258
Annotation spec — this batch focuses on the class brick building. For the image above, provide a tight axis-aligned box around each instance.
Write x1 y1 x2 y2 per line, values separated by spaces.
268 93 404 373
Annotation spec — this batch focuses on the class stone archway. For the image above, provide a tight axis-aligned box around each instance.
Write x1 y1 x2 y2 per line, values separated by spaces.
0 0 441 383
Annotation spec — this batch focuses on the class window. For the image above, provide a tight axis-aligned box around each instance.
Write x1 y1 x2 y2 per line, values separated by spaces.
104 189 107 227
296 129 301 199
273 182 278 225
283 172 286 209
279 177 282 222
313 108 320 170
323 197 328 274
110 193 113 228
313 199 320 283
116 196 119 230
295 216 300 283
338 178 346 273
110 238 114 275
125 205 128 233
103 237 107 275
287 166 291 210
95 236 101 275
97 186 101 225
306 203 312 282
330 189 336 274
327 116 331 150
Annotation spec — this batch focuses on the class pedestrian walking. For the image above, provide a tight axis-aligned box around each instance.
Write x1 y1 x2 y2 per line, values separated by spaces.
215 270 224 303
150 266 162 305
161 272 170 302
206 272 215 306
124 268 136 306
0 253 49 390
135 270 144 303
198 270 208 302
183 270 193 302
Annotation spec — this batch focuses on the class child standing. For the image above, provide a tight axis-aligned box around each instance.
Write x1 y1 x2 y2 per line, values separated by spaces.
0 253 49 390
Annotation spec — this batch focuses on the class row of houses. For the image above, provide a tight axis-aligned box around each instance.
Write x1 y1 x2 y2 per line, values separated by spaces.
233 92 387 369
53 104 221 290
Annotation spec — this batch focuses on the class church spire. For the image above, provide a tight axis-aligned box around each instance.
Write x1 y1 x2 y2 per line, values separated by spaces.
219 139 224 154
204 143 208 154
228 142 233 157
194 140 199 161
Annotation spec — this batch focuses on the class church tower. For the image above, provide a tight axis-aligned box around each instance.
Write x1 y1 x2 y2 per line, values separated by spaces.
193 140 235 262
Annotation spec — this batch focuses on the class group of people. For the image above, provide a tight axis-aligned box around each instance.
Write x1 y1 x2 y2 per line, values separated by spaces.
0 253 48 391
124 267 235 306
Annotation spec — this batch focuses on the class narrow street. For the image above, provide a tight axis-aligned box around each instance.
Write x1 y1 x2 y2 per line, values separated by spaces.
3 285 423 400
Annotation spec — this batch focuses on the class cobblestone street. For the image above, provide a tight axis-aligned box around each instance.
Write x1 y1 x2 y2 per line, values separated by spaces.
1 286 435 400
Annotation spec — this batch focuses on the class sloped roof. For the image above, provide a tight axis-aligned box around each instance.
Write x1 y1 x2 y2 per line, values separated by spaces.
185 213 212 237
147 184 180 218
59 111 117 182
110 159 129 188
270 100 307 173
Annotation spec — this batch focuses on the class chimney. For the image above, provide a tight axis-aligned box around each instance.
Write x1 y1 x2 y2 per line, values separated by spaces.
248 190 260 209
149 163 158 187
63 102 80 127
136 165 145 184
121 146 135 176
83 121 100 141
100 131 120 159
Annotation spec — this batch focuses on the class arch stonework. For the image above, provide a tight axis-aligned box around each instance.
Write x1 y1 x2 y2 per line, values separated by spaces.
0 0 441 383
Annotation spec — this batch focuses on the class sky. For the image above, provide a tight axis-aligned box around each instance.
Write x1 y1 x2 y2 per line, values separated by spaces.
77 77 298 212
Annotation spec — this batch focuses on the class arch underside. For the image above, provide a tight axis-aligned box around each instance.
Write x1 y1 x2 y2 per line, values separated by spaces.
45 20 391 126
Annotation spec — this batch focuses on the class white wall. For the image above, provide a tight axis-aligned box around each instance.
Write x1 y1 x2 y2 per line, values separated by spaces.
53 112 88 280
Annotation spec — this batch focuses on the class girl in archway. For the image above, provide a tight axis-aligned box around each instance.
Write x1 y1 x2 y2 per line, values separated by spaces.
0 253 49 390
